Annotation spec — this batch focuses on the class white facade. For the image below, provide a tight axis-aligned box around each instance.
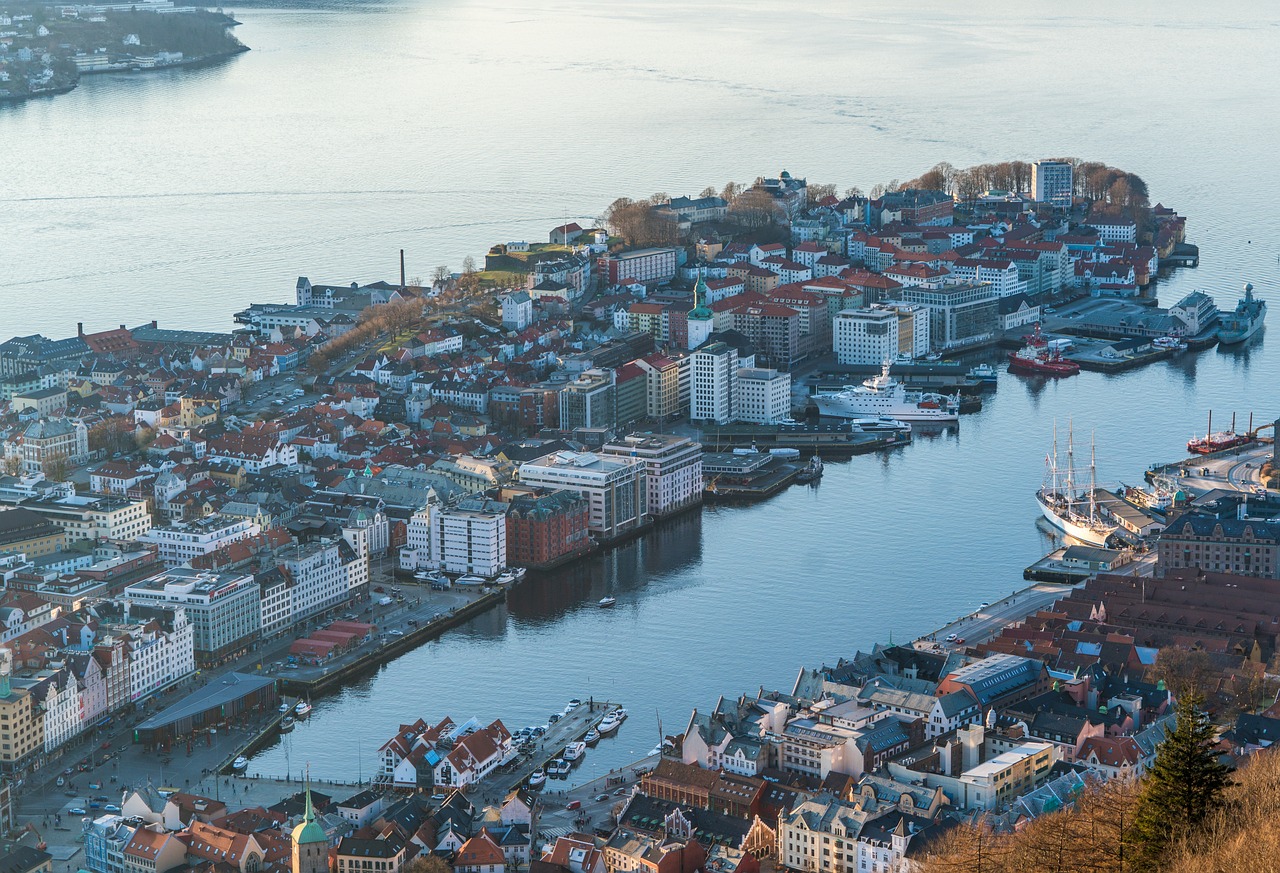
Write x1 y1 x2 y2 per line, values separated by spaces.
124 568 261 662
501 292 534 330
519 452 645 540
433 498 508 577
282 541 352 622
600 434 703 518
138 515 261 567
835 308 899 365
40 670 81 754
1031 160 1073 208
114 606 196 703
691 342 738 425
399 505 434 571
736 368 791 424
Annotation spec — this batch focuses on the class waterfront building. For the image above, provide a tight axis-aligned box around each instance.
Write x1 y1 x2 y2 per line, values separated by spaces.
1031 159 1074 208
0 334 87 378
138 515 261 567
433 496 509 577
691 342 739 425
518 451 645 541
1156 516 1280 578
502 488 590 567
735 368 791 425
124 568 261 665
834 308 899 365
896 282 999 350
398 505 434 572
936 654 1051 710
558 369 617 431
1087 215 1138 244
601 434 703 518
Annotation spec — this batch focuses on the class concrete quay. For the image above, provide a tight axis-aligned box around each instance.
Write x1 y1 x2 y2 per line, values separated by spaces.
481 702 624 799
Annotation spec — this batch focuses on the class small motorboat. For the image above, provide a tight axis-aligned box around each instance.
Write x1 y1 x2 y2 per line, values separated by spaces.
967 363 999 383
598 597 617 608
584 727 601 744
616 708 629 721
563 741 586 761
280 716 295 733
278 702 290 713
510 567 527 580
598 712 621 735
527 769 547 789
548 758 570 777
454 575 487 587
493 571 517 586
232 756 248 771
295 701 312 717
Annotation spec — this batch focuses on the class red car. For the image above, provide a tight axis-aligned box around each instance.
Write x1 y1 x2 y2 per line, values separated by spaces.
374 586 385 593
566 800 582 811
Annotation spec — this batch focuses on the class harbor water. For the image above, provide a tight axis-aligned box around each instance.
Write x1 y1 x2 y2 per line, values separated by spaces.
2 0 1278 783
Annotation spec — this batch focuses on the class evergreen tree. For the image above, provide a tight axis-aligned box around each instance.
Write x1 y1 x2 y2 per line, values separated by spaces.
1131 691 1232 871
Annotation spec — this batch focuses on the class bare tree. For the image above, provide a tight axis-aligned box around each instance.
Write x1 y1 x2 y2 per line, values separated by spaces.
844 186 863 199
43 452 70 483
432 265 451 285
727 187 784 228
3 455 22 476
699 186 718 199
462 256 477 274
721 181 743 202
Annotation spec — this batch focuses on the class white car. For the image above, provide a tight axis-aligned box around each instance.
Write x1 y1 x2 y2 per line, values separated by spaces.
945 633 957 642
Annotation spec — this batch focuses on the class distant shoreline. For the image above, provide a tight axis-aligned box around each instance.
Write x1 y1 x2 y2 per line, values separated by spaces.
0 46 248 105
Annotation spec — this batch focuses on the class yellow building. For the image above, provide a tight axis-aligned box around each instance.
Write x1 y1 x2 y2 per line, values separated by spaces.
0 668 44 776
0 509 65 558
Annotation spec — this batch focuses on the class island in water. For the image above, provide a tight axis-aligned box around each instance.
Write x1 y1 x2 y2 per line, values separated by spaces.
0 0 246 103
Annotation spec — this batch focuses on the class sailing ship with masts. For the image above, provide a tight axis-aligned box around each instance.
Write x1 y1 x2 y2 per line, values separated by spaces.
1035 422 1117 547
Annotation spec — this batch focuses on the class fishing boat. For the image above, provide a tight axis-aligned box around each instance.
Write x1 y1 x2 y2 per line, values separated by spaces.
1187 411 1251 455
563 741 586 761
280 716 295 733
527 769 546 789
232 756 248 771
812 362 960 422
598 597 617 608
1217 283 1266 344
295 700 312 717
454 575 487 587
584 727 601 744
1035 422 1117 547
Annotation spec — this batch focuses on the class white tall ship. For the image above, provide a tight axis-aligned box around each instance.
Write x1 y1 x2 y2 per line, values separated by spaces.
1036 422 1117 547
813 362 960 422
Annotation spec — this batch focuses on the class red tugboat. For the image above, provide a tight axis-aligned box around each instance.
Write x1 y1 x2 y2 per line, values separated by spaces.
1187 411 1252 455
1007 331 1080 377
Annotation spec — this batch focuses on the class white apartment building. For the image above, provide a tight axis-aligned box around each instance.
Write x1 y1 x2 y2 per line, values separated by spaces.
691 342 738 425
398 505 434 571
1031 159 1073 208
736 367 791 424
519 451 645 540
949 259 1025 297
777 793 937 873
125 568 261 664
279 539 353 623
501 291 534 330
834 308 899 365
138 515 261 567
432 497 509 577
29 669 80 755
881 303 931 360
600 434 703 518
26 495 152 544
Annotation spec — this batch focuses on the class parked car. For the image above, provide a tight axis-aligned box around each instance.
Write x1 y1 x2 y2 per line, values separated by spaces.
69 807 87 815
388 629 405 637
104 804 121 813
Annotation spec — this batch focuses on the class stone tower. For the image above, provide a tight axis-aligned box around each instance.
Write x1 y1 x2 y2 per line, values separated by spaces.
291 776 328 873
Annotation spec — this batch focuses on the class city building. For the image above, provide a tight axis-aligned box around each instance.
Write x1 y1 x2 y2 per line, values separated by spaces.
1156 516 1280 578
558 369 617 431
0 508 64 558
93 601 196 704
501 291 534 331
601 434 703 518
0 653 43 778
12 418 88 474
691 342 739 425
602 248 678 287
24 495 152 544
634 355 684 420
124 569 261 665
502 488 591 567
735 368 791 425
518 451 645 541
834 308 898 365
777 792 943 873
138 516 261 567
1031 159 1074 208
433 496 509 577
896 282 999 350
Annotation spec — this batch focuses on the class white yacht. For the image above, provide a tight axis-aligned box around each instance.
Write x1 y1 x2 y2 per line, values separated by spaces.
563 741 586 761
813 363 959 422
527 769 547 789
454 575 487 587
598 711 622 735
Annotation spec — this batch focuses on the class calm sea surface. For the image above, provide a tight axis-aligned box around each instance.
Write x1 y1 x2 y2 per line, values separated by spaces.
3 0 1279 782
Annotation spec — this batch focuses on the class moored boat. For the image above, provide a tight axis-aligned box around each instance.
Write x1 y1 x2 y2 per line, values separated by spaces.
967 363 999 384
295 701 312 717
232 756 248 771
1217 283 1266 344
548 758 570 777
598 711 621 735
454 575 487 587
527 769 547 789
1007 342 1080 377
598 596 617 608
1187 411 1251 455
563 741 586 761
1036 422 1117 547
493 571 517 586
584 727 601 744
795 456 824 484
280 716 295 733
813 362 960 422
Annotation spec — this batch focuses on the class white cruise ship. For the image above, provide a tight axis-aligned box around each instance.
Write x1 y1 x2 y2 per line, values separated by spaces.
812 363 960 422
